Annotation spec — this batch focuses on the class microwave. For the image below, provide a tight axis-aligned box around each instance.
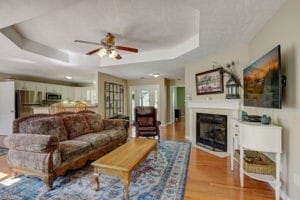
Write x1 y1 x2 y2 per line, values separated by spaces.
46 92 62 102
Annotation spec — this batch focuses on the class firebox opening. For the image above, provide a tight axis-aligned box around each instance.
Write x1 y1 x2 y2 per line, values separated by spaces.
196 113 227 152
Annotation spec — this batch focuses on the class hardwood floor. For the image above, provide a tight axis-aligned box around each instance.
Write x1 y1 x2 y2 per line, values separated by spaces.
0 119 274 199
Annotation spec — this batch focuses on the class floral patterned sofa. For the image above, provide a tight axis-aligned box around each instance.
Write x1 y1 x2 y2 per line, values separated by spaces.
4 111 128 189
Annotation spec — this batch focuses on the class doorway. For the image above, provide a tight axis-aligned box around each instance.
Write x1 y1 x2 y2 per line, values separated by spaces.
170 86 185 124
129 85 160 123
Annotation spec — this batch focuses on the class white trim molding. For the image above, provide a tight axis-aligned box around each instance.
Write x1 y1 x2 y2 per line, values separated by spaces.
187 99 241 110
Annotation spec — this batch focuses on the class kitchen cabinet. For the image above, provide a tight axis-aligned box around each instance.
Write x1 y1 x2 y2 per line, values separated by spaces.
60 86 74 100
36 83 47 100
74 86 96 103
14 81 94 102
46 84 62 94
15 80 39 91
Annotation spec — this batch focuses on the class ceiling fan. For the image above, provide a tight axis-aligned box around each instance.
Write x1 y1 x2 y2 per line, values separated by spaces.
74 33 138 60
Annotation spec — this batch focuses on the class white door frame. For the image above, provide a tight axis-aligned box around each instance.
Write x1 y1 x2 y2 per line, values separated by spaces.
129 84 160 124
0 81 15 135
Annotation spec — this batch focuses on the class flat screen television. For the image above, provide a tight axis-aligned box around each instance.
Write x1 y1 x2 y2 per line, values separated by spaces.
243 45 282 109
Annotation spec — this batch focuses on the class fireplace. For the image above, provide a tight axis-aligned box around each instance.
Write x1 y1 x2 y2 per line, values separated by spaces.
196 113 227 152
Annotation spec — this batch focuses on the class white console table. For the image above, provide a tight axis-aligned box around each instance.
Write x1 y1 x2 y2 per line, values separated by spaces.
230 119 282 200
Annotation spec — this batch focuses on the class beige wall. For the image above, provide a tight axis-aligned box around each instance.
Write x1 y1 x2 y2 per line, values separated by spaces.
96 72 127 118
185 44 248 141
185 44 249 101
184 0 299 198
247 0 300 198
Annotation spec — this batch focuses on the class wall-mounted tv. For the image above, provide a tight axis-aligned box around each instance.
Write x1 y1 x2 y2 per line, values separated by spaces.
243 45 282 109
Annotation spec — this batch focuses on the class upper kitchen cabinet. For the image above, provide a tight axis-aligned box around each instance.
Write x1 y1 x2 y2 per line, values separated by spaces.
15 80 38 91
61 86 74 100
46 84 62 94
36 83 47 100
74 86 96 104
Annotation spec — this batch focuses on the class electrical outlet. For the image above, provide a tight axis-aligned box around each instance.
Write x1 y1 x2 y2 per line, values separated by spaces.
294 173 300 187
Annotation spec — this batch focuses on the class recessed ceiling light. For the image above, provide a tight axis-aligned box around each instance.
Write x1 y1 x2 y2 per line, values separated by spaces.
65 75 72 80
152 73 160 78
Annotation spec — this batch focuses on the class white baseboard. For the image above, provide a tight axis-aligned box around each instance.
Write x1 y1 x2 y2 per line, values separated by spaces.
269 183 290 200
185 136 192 141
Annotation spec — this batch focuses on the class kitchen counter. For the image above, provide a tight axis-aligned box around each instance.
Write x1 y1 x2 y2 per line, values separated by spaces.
33 103 99 114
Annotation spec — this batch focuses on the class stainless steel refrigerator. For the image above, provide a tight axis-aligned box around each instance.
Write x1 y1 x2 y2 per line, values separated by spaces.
15 90 43 118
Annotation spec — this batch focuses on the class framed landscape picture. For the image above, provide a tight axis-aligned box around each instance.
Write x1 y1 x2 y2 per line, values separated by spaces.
195 68 224 95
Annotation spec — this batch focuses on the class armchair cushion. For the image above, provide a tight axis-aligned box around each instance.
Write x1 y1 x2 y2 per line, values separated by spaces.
4 134 59 153
137 117 155 126
62 114 91 139
137 127 157 131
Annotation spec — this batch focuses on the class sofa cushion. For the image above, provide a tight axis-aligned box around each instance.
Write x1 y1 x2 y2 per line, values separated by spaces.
100 129 126 141
73 133 111 148
84 114 104 132
25 117 68 141
62 114 91 139
59 140 92 163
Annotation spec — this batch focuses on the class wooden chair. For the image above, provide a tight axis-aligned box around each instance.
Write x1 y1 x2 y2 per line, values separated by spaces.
73 102 88 112
48 103 66 114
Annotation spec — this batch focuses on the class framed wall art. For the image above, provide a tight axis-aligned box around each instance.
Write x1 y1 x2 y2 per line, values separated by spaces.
195 68 224 95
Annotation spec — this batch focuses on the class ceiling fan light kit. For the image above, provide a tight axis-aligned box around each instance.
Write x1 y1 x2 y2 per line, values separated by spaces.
74 32 138 60
152 73 160 78
97 48 107 57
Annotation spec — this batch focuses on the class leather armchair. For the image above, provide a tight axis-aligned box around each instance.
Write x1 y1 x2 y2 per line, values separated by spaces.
133 106 161 141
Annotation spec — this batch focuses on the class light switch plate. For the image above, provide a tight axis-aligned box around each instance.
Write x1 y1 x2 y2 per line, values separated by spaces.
294 173 300 186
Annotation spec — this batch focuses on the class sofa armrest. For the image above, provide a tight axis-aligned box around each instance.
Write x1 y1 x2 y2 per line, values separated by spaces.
4 133 59 153
103 119 128 130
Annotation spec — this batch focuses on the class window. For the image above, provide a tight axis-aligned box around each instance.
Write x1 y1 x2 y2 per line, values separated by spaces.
140 90 150 106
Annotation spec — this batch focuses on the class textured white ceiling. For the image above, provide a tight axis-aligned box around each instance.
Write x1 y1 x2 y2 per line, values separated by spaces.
0 0 286 82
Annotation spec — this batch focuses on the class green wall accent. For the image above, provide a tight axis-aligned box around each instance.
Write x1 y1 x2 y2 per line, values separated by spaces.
176 87 185 110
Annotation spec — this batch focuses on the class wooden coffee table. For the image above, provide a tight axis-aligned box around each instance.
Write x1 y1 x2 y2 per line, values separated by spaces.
92 138 158 199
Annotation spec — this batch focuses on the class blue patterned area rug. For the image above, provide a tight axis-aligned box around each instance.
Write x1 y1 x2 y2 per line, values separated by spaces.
0 141 191 200
0 147 8 156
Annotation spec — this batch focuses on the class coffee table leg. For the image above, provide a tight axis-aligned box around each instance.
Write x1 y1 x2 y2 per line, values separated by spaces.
121 173 130 200
93 170 101 191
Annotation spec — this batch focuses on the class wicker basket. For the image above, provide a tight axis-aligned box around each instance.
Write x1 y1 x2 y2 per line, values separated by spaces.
234 150 275 177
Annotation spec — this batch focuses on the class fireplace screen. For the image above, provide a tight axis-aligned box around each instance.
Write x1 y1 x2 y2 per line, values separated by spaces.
196 113 227 152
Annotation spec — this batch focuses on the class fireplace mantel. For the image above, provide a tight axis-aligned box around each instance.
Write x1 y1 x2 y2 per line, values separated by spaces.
187 99 241 110
186 99 241 157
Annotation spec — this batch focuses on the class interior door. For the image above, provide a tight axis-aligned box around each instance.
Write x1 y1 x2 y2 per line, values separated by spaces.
129 85 160 123
0 81 15 135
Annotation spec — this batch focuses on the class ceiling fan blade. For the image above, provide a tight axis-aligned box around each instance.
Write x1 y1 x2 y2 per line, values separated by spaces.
86 48 100 55
74 40 101 46
116 46 138 53
115 54 122 60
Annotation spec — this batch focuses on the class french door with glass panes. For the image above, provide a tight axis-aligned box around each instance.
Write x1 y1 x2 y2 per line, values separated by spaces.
129 85 159 123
